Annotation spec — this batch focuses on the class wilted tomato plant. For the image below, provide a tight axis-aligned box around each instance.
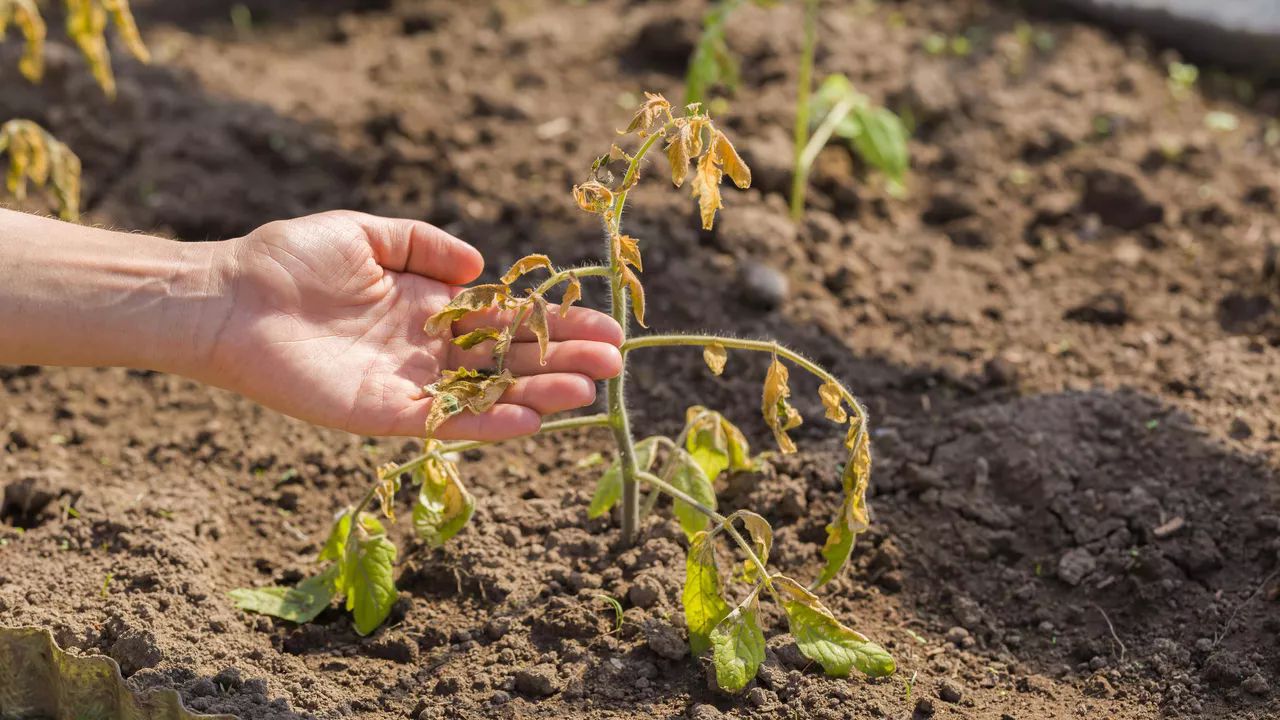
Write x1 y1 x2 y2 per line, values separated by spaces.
232 94 894 692
1 0 152 220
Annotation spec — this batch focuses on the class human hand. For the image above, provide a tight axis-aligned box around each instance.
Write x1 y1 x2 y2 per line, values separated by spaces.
199 211 622 440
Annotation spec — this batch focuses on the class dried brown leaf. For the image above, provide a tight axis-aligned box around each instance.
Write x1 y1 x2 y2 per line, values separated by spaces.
762 356 801 453
623 91 672 137
528 294 550 364
620 266 647 327
713 129 752 189
451 327 502 350
691 150 724 230
703 342 727 376
424 284 509 335
500 254 553 285
617 235 643 271
572 180 614 215
560 275 582 317
819 380 847 423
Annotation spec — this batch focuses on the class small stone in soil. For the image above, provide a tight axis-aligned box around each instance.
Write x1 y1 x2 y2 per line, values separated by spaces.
514 665 560 697
1057 547 1096 586
937 679 964 703
110 628 162 677
914 696 936 716
642 617 687 660
688 701 725 719
1242 673 1270 696
739 262 789 311
944 626 970 646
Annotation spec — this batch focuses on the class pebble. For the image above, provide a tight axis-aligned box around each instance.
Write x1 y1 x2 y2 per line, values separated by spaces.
688 702 725 720
514 665 560 697
944 626 971 646
937 679 964 703
739 262 789 311
914 696 936 716
643 617 687 660
1243 673 1271 696
1057 547 1097 586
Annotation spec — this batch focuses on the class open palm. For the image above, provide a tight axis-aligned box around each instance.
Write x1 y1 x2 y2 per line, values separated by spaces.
203 211 621 439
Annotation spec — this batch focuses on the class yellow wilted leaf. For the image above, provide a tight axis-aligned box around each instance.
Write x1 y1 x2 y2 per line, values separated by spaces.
413 446 474 548
374 462 401 522
572 180 614 215
703 342 727 376
819 380 847 423
103 0 150 63
560 275 581 317
623 91 672 137
620 265 646 327
713 129 751 189
423 369 517 438
451 327 501 350
528 294 550 364
773 576 895 678
0 120 81 221
691 149 724 230
762 356 801 453
616 234 643 271
5 0 47 82
424 284 509 335
665 117 705 188
66 0 114 97
500 254 552 285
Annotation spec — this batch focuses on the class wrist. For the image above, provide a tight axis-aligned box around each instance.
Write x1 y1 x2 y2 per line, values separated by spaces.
163 238 239 383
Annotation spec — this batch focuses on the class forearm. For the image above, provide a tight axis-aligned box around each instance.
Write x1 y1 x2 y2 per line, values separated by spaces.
0 209 230 376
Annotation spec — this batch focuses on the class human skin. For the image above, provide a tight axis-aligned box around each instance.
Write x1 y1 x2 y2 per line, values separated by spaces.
0 208 623 440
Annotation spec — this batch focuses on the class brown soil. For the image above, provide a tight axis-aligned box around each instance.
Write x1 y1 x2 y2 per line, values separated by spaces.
3 1 1280 719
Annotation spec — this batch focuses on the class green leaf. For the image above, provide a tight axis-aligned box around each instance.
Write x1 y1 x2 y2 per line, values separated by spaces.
229 567 336 624
318 511 352 564
813 74 862 138
816 501 855 587
412 457 475 548
341 530 398 636
669 450 717 539
776 577 895 678
710 596 765 693
588 437 659 518
849 105 910 191
683 406 753 484
682 530 731 656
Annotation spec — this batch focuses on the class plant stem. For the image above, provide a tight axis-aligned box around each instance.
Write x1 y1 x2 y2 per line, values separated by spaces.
621 333 867 426
795 95 857 191
353 413 613 520
636 471 772 590
788 0 820 221
603 123 674 546
534 265 611 296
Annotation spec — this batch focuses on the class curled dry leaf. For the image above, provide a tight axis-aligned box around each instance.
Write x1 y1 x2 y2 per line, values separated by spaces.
703 342 727 376
683 406 753 483
560 275 582 317
422 368 516 438
691 149 724 230
374 462 401 521
500 254 553 285
1 120 81 220
665 117 706 188
616 235 643 271
816 418 872 586
819 380 847 423
623 91 672 137
528 294 551 364
424 284 509 335
762 356 802 453
620 265 647 327
573 180 614 215
713 130 751 189
1 0 46 82
452 327 501 350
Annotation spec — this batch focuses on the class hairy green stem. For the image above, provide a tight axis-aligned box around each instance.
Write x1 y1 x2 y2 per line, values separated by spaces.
636 471 772 592
534 265 611 296
788 0 820 221
604 123 674 545
621 333 867 427
352 413 613 520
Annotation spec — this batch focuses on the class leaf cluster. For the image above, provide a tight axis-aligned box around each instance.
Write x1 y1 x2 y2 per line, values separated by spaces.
0 120 81 220
2 0 150 98
808 74 910 196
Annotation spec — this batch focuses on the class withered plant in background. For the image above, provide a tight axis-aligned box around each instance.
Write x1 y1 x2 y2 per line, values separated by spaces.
233 94 895 692
1 0 151 219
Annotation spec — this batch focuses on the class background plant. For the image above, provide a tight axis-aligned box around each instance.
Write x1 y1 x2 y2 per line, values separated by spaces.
681 0 910 220
0 0 150 219
233 94 895 693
